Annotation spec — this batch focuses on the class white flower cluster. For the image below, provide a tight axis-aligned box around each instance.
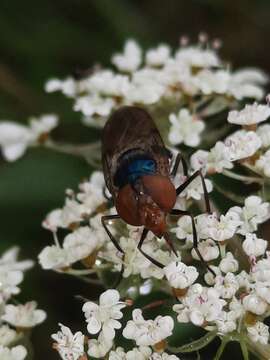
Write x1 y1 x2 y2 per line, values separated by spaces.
52 289 176 360
2 36 270 359
45 39 266 132
0 114 58 161
191 98 270 175
0 247 46 359
38 171 108 271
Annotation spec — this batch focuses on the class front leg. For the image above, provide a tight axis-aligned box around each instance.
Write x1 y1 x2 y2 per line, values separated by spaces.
170 209 216 276
176 170 211 213
137 228 165 269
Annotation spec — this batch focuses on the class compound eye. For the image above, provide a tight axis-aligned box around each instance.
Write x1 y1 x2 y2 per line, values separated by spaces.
141 175 176 212
116 184 141 226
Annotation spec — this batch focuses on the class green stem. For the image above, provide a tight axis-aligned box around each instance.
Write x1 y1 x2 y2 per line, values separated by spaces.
246 337 270 360
240 339 249 360
168 330 217 353
213 182 246 204
219 243 226 258
213 338 228 360
222 169 263 184
44 139 101 167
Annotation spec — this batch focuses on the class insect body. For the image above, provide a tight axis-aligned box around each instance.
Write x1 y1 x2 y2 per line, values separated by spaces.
101 106 211 269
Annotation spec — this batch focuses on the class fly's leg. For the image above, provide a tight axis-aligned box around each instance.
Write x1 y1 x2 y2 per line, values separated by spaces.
138 228 165 269
176 170 211 213
171 153 188 177
170 209 216 277
101 215 124 254
163 232 178 257
102 187 113 202
101 215 124 286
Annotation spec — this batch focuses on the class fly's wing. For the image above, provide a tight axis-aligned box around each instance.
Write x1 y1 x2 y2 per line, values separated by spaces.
102 106 171 196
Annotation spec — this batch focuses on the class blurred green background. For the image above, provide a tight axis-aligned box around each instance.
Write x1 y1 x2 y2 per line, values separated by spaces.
0 0 270 358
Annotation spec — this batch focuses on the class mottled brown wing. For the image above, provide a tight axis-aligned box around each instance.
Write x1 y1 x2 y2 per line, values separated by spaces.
102 106 171 197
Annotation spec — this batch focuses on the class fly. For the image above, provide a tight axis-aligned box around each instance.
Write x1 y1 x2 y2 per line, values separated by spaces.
101 106 213 273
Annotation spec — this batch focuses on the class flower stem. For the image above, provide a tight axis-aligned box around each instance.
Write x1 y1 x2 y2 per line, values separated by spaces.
246 337 270 360
222 169 263 184
44 139 101 167
213 338 228 360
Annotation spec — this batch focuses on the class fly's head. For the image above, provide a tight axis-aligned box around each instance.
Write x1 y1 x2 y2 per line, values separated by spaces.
115 175 176 237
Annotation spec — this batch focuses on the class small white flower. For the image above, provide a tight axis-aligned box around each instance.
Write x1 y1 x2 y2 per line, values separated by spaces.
242 293 268 315
145 45 171 67
51 323 85 360
0 122 33 161
256 123 270 147
175 47 220 68
108 347 126 360
164 261 198 289
0 247 33 273
60 199 85 228
255 149 270 177
229 297 245 318
173 284 226 326
236 271 252 291
242 233 267 257
175 174 213 201
215 310 237 334
190 150 209 172
224 130 261 161
247 321 269 345
77 171 106 214
74 94 115 117
219 252 239 273
38 245 70 270
229 69 266 100
125 82 164 105
2 301 46 328
63 226 100 264
197 211 241 242
0 345 27 360
228 102 270 125
255 282 270 304
191 239 219 262
45 77 77 97
123 309 174 346
82 70 130 98
193 69 229 95
206 142 233 173
42 209 63 231
0 325 18 346
82 289 126 340
204 266 221 285
168 108 205 147
251 257 270 283
29 114 59 139
87 332 113 358
112 40 142 73
230 196 270 235
150 354 179 360
172 215 193 245
214 273 239 299
0 269 23 299
109 346 152 360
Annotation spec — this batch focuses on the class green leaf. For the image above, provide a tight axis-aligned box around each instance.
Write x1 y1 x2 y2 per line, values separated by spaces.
168 330 217 353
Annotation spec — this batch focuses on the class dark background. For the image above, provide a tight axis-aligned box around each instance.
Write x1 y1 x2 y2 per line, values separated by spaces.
0 1 269 358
